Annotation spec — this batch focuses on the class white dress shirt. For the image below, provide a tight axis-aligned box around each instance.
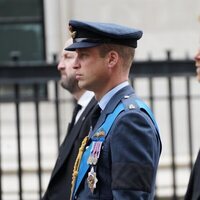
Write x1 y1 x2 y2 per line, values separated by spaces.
75 91 94 123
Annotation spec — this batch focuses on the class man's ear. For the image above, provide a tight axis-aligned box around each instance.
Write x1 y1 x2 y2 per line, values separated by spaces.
107 51 119 68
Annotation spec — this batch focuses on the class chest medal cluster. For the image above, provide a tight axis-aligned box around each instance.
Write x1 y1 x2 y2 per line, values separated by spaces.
87 130 105 193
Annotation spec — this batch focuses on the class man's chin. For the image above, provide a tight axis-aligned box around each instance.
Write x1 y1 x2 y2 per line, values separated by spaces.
78 82 89 90
60 81 69 90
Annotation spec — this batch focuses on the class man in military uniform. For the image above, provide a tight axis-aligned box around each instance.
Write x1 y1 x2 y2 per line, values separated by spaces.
66 20 162 200
184 50 200 200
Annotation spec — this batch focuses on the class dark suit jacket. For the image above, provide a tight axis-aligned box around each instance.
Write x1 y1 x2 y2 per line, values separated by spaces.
42 97 96 200
185 149 200 200
74 85 161 200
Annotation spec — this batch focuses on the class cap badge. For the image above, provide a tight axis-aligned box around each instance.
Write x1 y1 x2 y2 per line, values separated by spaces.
69 25 77 39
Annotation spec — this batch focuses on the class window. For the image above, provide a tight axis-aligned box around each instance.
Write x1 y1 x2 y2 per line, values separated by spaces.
0 0 46 101
0 0 45 62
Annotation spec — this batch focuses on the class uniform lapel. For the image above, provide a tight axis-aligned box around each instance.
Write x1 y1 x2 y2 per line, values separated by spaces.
50 97 96 179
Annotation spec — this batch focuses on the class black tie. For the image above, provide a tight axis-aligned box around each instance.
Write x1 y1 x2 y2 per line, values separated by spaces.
72 104 82 125
91 104 101 129
69 104 82 131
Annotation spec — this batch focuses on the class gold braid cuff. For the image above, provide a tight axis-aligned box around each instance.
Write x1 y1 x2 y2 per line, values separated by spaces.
70 136 89 200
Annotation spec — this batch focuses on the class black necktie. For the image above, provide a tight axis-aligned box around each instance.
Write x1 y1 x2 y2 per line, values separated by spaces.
72 104 82 125
91 104 101 129
68 104 82 132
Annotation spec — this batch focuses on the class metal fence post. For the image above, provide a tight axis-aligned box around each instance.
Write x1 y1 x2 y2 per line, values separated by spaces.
186 76 193 170
168 77 177 200
14 83 23 200
0 105 2 200
34 84 42 199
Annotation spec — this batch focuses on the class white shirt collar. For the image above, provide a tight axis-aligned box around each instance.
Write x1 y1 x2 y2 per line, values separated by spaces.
75 91 94 123
77 91 94 108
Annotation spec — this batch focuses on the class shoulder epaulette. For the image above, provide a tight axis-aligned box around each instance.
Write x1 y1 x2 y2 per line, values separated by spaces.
121 94 159 133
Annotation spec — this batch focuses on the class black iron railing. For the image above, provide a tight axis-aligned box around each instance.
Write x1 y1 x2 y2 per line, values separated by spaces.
0 58 198 200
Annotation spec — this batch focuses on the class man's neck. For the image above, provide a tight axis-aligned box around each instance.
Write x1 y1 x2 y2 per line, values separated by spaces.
73 90 86 101
95 79 128 101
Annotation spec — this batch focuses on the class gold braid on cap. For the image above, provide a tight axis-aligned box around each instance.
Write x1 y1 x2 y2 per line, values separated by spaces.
69 25 77 39
70 136 89 200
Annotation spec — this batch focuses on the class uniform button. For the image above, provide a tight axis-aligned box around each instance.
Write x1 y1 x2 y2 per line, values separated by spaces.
129 104 135 109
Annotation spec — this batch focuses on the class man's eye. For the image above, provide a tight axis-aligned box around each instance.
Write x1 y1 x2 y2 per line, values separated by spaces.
65 55 74 59
79 53 88 58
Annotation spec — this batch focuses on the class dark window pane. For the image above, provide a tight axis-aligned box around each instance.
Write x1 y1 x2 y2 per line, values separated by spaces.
0 24 44 61
0 0 42 17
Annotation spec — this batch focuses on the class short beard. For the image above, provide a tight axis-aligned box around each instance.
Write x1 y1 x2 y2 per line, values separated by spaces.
60 76 79 94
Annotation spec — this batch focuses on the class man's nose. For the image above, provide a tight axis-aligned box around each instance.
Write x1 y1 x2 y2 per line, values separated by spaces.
57 59 64 70
73 57 80 69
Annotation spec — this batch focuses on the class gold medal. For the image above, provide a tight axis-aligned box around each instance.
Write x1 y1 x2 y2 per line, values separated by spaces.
93 130 105 139
87 155 92 165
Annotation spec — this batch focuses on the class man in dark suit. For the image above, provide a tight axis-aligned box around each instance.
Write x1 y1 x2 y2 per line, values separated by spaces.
66 20 162 199
184 50 200 200
42 39 96 200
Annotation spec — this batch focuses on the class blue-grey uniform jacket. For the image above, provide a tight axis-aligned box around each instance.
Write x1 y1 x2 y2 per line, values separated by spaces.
73 85 162 200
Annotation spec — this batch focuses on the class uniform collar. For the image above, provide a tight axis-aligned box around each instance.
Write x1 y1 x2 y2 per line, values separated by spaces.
99 81 129 110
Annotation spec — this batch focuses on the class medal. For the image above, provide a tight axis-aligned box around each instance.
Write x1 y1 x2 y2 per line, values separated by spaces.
87 167 98 193
87 130 105 193
87 141 102 165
